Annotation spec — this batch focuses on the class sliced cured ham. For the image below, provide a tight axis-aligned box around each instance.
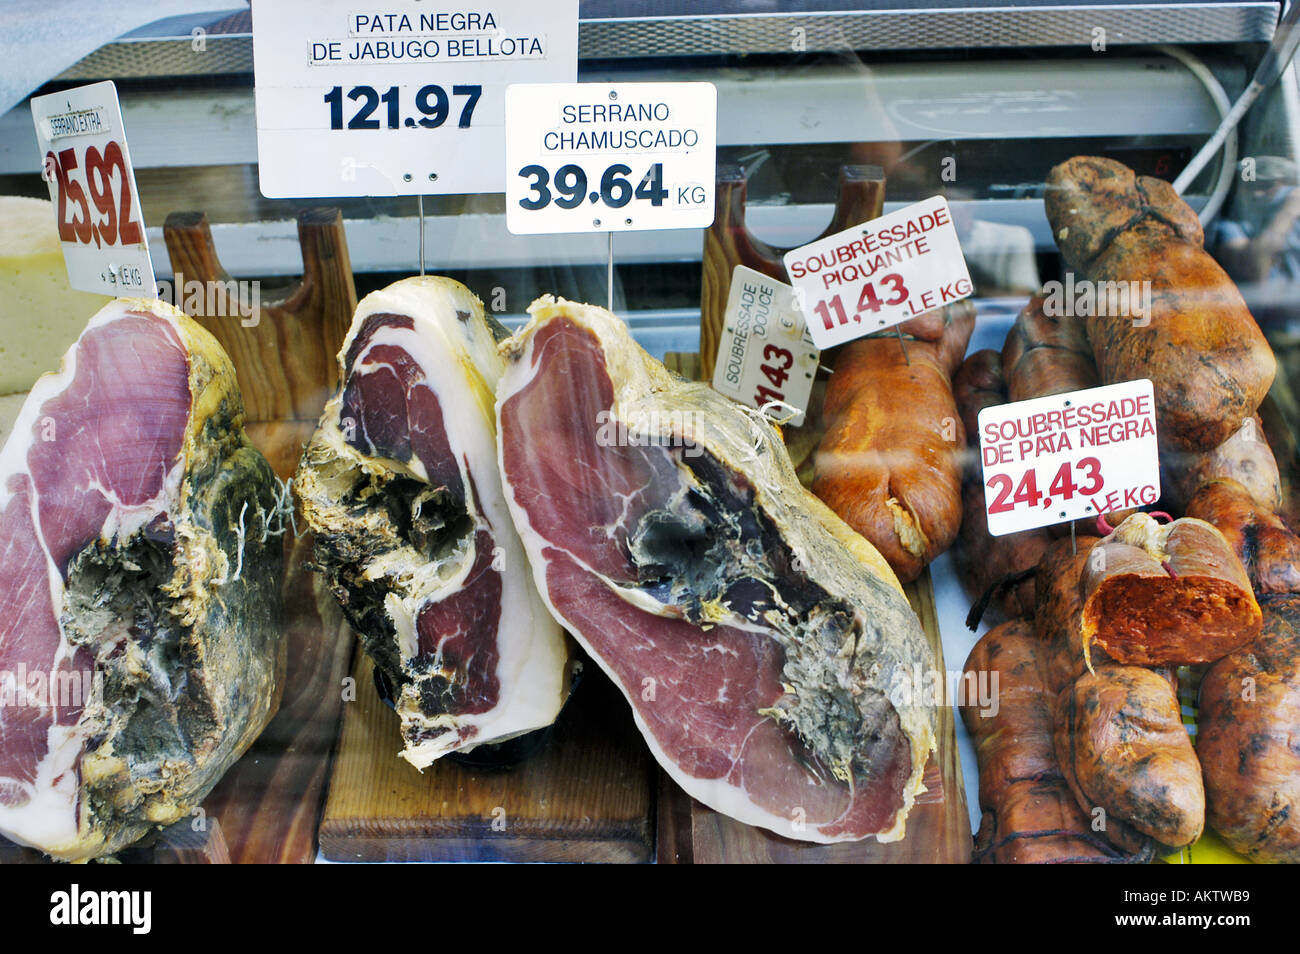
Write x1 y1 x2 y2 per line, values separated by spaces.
496 296 936 843
296 277 572 768
0 298 282 861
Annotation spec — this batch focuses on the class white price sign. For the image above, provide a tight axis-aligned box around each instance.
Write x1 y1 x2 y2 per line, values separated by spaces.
978 380 1161 536
711 266 818 426
784 196 973 350
505 82 716 234
251 2 578 198
30 81 154 297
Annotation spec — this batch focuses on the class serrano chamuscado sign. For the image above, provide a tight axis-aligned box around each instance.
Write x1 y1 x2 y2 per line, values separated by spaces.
504 81 716 234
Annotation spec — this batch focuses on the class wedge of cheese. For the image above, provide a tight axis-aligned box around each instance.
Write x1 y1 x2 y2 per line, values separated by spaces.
0 196 112 394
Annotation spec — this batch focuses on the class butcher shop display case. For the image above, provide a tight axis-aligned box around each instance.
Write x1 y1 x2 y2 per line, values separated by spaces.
1 0 1299 873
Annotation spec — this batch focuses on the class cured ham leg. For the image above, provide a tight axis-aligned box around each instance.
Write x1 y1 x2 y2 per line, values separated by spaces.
496 296 936 844
0 299 282 861
296 277 572 767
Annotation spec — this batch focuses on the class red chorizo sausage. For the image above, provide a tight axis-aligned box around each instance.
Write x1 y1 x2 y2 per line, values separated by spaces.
1078 513 1262 666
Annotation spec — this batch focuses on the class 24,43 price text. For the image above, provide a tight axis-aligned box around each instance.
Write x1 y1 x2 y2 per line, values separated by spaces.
986 458 1103 514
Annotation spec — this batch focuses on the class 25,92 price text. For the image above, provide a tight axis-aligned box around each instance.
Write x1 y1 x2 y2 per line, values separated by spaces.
30 80 154 295
324 84 482 130
43 143 144 251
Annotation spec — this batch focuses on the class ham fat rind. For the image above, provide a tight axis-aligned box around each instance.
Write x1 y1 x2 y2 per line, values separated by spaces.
0 299 282 861
496 297 936 843
296 277 571 768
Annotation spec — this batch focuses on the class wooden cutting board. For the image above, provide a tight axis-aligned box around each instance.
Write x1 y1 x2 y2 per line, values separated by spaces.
318 650 656 863
656 569 972 863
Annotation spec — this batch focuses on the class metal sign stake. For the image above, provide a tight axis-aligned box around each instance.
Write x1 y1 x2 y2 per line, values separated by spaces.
418 195 426 277
607 231 615 311
895 326 911 365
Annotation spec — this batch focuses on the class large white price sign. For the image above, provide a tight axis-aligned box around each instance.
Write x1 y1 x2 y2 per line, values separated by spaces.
30 81 154 297
977 380 1161 536
251 1 578 198
505 82 716 234
784 196 973 350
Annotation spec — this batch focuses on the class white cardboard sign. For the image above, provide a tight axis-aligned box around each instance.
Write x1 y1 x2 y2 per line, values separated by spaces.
504 81 716 234
30 81 154 297
711 266 818 426
977 380 1161 536
783 196 973 350
252 2 578 198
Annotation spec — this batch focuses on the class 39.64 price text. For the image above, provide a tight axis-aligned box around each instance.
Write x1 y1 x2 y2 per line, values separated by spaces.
516 162 707 211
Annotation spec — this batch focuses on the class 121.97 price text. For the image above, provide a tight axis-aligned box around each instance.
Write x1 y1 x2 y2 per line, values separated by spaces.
324 84 482 130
